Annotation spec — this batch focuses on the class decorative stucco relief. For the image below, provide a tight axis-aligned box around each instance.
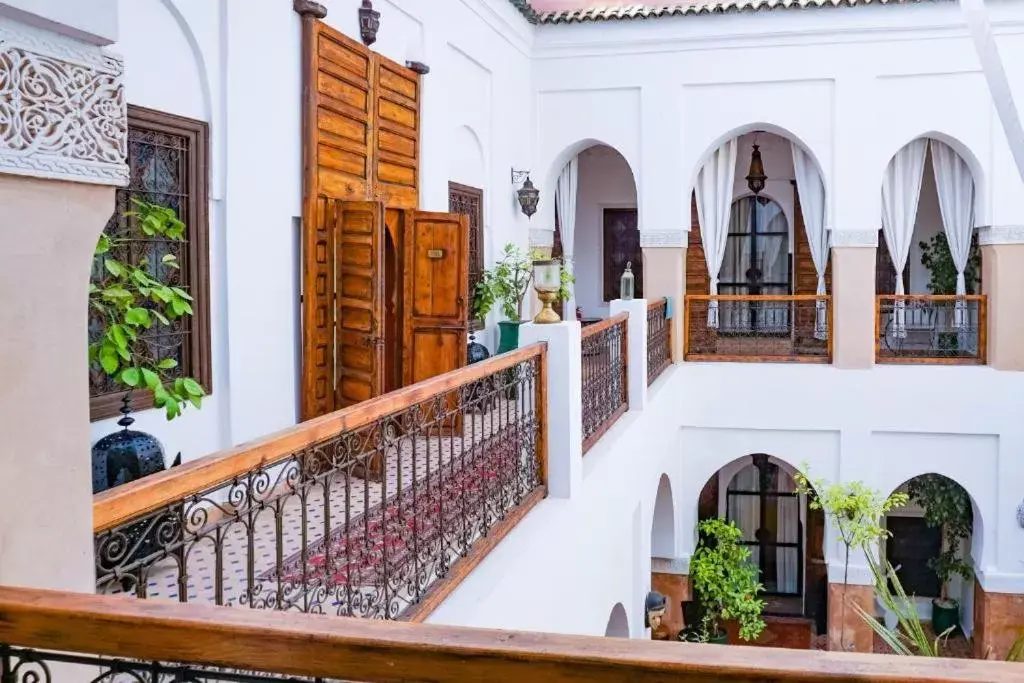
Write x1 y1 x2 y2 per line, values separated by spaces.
979 226 1024 246
529 228 554 248
0 18 127 185
828 229 877 248
640 230 686 249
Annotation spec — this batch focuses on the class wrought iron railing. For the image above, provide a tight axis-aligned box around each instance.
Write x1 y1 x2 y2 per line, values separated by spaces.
93 345 547 621
580 313 628 454
684 295 831 363
876 295 986 364
0 585 1015 683
646 298 671 385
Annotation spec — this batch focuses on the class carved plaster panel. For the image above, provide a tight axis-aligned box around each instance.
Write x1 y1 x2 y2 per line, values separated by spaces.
651 556 689 575
0 17 127 185
978 225 1024 246
829 229 878 248
640 230 687 249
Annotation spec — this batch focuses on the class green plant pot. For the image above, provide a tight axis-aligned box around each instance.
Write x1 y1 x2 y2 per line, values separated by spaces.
932 598 960 636
497 320 524 354
707 632 729 645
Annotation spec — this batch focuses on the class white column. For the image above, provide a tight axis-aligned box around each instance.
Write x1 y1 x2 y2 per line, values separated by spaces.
518 322 582 499
609 298 647 411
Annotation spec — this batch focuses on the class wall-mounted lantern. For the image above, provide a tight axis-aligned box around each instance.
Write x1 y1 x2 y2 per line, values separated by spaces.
511 168 539 219
359 0 380 46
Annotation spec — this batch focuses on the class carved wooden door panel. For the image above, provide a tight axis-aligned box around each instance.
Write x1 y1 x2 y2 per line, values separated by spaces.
336 201 385 408
603 208 643 302
372 55 419 209
301 196 338 420
402 211 469 387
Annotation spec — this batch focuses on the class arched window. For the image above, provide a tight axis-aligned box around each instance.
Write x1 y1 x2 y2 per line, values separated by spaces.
719 197 789 333
726 455 802 597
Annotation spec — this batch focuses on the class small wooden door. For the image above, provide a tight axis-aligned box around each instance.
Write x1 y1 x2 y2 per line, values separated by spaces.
402 210 470 386
603 208 643 302
336 201 385 407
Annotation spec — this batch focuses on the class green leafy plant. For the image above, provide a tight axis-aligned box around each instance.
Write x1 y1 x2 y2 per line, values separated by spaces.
1008 634 1024 662
479 243 574 322
854 555 951 657
89 199 206 420
919 232 980 296
794 466 908 650
906 474 974 606
689 518 766 642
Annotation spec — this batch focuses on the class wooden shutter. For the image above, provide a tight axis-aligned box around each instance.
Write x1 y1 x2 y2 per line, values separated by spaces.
402 211 469 386
311 23 373 201
602 208 642 301
301 196 337 421
686 194 709 295
336 201 386 408
372 56 419 209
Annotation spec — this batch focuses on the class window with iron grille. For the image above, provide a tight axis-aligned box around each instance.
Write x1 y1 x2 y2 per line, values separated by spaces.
448 182 484 330
88 105 211 421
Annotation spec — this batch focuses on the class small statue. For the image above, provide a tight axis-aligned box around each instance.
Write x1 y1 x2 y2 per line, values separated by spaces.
645 591 670 640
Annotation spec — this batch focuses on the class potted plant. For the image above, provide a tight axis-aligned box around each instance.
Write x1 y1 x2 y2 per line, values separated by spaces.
90 200 206 494
480 243 574 354
906 474 974 635
468 275 496 364
688 518 766 644
919 232 981 352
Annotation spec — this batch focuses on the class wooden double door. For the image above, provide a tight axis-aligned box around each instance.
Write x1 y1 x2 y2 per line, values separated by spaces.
303 198 468 420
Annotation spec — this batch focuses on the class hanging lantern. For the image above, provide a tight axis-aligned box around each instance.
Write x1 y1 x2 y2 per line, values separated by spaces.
514 173 540 219
358 0 380 46
746 143 767 195
620 261 635 300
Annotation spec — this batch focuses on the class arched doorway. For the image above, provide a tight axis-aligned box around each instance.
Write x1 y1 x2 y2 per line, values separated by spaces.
696 454 826 633
548 142 640 323
604 602 630 638
876 137 983 362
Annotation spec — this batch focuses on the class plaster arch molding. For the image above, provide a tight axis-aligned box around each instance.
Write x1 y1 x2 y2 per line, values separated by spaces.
538 137 641 232
603 602 630 638
448 124 487 189
880 131 989 227
650 473 677 559
687 122 832 230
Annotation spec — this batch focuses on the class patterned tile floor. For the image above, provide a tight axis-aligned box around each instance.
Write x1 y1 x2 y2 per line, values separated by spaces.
100 398 535 614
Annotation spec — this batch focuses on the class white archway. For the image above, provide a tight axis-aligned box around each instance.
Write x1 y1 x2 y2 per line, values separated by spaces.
449 124 487 189
604 602 630 638
651 473 675 558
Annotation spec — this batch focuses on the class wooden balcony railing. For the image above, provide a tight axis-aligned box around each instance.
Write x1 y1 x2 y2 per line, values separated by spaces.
876 295 986 364
580 312 628 454
647 298 671 385
93 344 547 621
0 585 1015 683
684 295 832 363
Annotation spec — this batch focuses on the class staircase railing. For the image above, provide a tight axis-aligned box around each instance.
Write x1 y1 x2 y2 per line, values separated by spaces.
93 344 547 621
0 585 1013 683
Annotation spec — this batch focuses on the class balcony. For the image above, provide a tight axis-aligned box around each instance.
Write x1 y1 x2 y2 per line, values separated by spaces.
684 295 832 363
876 295 986 365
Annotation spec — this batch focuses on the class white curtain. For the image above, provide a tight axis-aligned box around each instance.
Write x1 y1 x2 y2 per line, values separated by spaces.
727 466 761 547
881 139 928 337
776 474 799 595
556 157 579 317
931 140 976 328
695 140 738 328
792 142 830 340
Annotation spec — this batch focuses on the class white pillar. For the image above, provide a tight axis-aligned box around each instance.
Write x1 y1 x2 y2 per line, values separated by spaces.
518 321 582 499
609 298 648 411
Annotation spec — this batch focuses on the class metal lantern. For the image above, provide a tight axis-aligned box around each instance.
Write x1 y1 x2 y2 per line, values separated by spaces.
532 259 561 324
746 143 767 195
358 0 380 45
92 395 169 494
511 168 540 219
620 261 635 300
1017 499 1024 528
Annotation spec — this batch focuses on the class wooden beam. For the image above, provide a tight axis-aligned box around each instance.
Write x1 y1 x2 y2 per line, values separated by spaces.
0 585 1012 683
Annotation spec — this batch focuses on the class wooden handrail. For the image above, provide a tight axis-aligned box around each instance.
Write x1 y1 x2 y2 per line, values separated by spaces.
685 294 830 302
0 585 1012 683
94 343 547 533
581 311 628 340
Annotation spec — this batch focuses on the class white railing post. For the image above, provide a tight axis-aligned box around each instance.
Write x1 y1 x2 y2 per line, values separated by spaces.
610 299 648 411
518 321 582 499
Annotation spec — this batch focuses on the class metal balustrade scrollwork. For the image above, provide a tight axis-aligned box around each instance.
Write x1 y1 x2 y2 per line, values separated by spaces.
93 346 547 621
580 314 628 454
646 298 671 385
876 295 986 364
